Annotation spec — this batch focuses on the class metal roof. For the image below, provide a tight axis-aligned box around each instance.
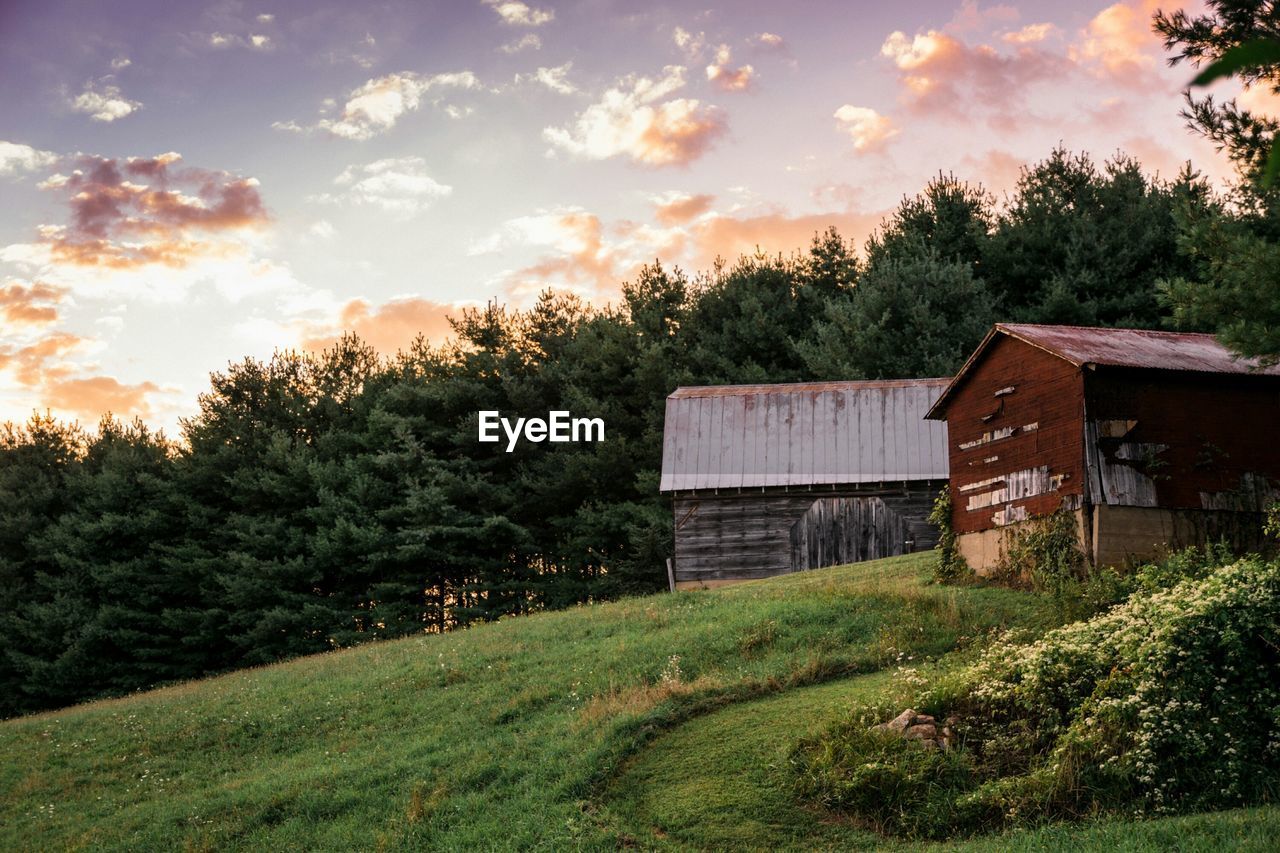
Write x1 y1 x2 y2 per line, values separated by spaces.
659 379 951 492
927 323 1280 419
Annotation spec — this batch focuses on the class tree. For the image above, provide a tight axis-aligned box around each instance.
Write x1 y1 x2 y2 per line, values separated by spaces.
1155 1 1280 361
986 149 1203 328
797 253 996 380
1156 1 1280 188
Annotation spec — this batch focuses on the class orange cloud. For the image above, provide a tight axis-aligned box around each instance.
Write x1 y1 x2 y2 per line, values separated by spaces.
0 281 66 326
300 297 459 355
543 66 726 167
1070 0 1163 78
653 192 715 225
0 332 85 387
959 149 1026 195
833 105 898 152
1003 23 1055 45
880 28 1064 115
686 209 885 272
706 45 755 92
42 375 160 421
502 211 620 298
36 153 268 270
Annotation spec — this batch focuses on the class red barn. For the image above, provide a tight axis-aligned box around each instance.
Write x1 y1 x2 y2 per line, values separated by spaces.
925 324 1280 572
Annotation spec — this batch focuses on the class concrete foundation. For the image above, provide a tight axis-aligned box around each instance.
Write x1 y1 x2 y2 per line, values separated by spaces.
958 504 1267 575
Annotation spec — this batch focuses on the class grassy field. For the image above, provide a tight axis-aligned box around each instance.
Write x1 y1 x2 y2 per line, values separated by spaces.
4 552 1277 850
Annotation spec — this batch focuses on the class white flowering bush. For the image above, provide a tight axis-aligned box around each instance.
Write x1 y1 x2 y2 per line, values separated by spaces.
792 556 1280 838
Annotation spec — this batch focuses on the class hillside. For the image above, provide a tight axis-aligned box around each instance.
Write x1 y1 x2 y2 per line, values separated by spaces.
4 553 1278 850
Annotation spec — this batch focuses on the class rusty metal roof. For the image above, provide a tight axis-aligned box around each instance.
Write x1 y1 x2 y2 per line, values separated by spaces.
660 379 951 492
1000 324 1280 374
927 324 1280 419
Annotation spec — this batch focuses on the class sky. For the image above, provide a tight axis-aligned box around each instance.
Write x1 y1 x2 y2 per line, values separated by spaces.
0 0 1260 435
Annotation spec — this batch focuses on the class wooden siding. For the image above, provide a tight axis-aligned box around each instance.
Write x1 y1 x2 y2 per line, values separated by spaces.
672 482 943 584
1084 368 1280 511
944 336 1086 535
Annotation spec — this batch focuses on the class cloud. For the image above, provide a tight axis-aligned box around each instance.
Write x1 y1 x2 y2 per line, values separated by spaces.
480 197 886 303
652 191 715 225
959 149 1026 195
673 27 706 60
879 28 1063 115
479 208 616 296
946 0 1020 34
542 66 725 167
41 375 162 422
1003 23 1055 45
274 70 481 140
0 280 67 326
309 220 336 239
67 79 140 122
29 152 268 270
833 105 898 152
517 62 576 94
684 208 885 272
706 45 755 92
299 297 460 354
0 332 85 388
752 32 785 50
321 157 453 214
1069 0 1163 78
1238 83 1280 121
110 55 132 70
0 141 57 176
209 32 274 50
500 33 542 53
483 0 554 27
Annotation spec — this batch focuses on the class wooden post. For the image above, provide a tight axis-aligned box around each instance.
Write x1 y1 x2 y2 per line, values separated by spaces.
666 558 676 592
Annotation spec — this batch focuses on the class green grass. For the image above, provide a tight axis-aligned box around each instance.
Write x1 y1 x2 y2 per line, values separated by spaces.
4 551 1274 851
603 670 1280 851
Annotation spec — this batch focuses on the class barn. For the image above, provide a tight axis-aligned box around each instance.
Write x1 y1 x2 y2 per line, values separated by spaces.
925 323 1280 573
659 379 950 588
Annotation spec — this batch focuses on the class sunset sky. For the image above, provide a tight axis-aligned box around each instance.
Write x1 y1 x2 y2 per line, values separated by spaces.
0 0 1251 433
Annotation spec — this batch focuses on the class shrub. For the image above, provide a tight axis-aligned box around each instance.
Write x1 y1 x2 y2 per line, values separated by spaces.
930 487 972 583
991 508 1084 592
792 556 1280 838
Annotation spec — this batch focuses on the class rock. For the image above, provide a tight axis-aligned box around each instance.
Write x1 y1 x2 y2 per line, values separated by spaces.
903 723 938 740
913 714 936 727
885 709 917 733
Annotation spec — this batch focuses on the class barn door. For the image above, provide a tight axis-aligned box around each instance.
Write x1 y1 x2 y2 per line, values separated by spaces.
788 496 911 572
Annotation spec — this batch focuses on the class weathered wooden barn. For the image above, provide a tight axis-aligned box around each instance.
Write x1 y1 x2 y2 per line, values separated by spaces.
925 323 1280 573
659 379 950 588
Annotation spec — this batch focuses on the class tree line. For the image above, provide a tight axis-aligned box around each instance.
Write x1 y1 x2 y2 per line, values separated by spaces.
1 143 1274 716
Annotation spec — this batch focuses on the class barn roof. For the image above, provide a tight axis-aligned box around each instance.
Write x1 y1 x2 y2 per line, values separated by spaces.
926 323 1280 420
659 379 950 492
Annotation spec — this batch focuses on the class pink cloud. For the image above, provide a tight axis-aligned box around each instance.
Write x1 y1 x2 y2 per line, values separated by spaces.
36 153 268 270
542 66 726 167
1069 0 1165 79
706 45 755 92
653 192 715 225
42 375 161 422
300 297 459 355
